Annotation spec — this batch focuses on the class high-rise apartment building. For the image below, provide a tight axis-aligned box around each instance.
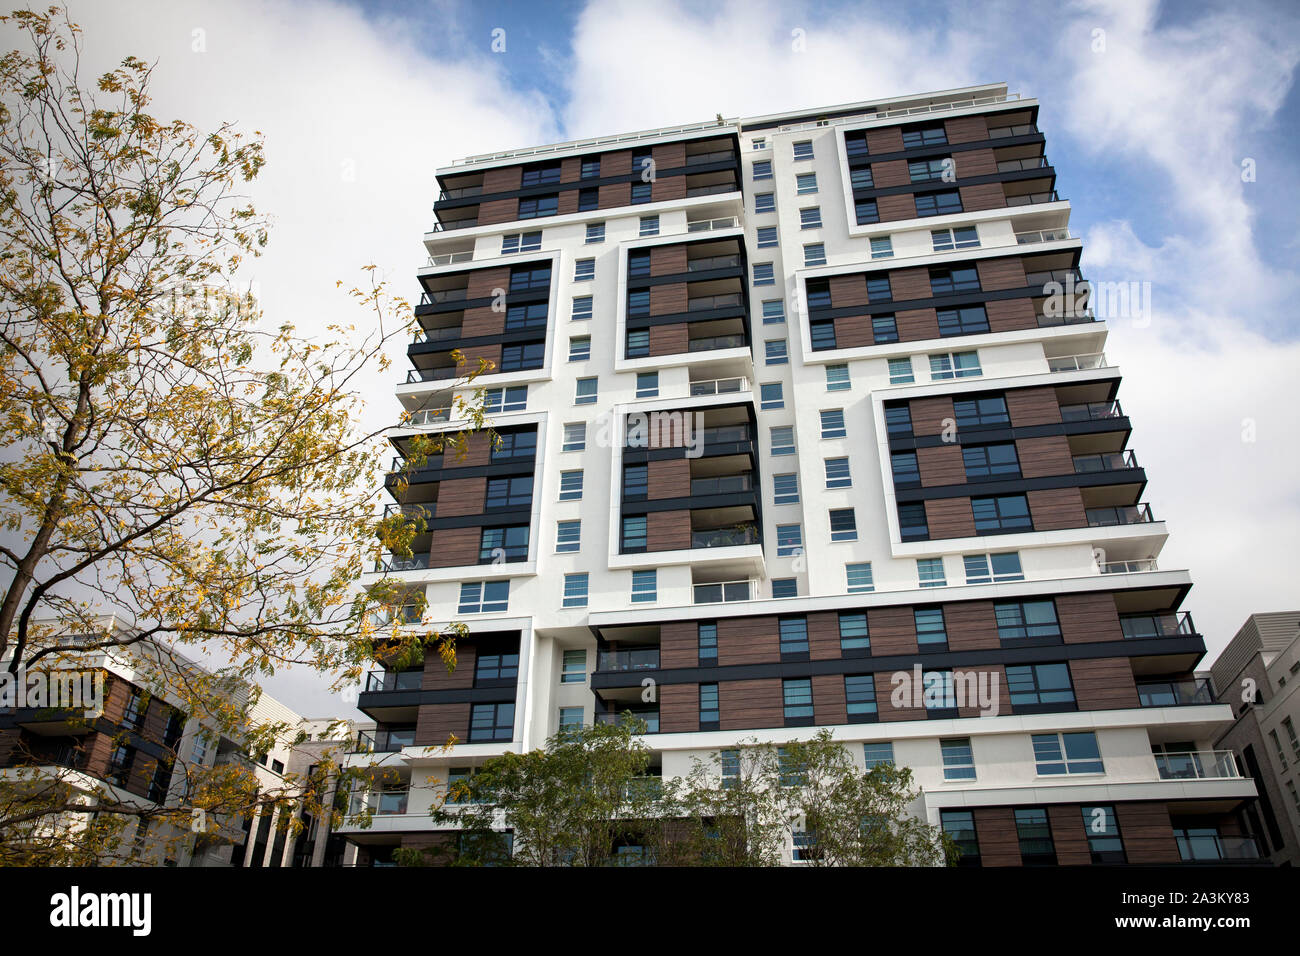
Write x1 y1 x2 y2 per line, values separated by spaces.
351 83 1262 866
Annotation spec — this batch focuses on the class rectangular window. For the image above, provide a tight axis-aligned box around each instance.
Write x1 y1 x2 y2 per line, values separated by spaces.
887 357 914 384
806 279 831 309
762 299 785 324
783 678 814 722
839 612 869 651
765 339 789 365
937 306 990 337
870 236 893 259
810 322 837 351
639 215 659 237
575 377 598 405
820 409 846 438
568 336 591 361
800 207 822 229
772 472 799 505
771 426 795 456
574 258 595 281
930 351 982 380
963 552 1023 584
962 442 1021 480
942 810 980 866
755 192 775 213
520 163 561 187
824 457 851 488
776 524 803 557
476 649 519 683
559 470 584 501
578 188 598 211
621 515 647 551
458 581 509 614
562 575 589 609
631 569 657 603
1034 731 1104 775
931 226 980 251
795 173 818 194
760 382 784 410
855 199 879 224
902 125 947 148
941 738 976 780
753 263 775 286
909 157 951 183
479 525 528 563
829 508 857 541
779 617 809 655
1015 808 1057 865
562 423 586 452
509 264 551 292
915 190 962 217
898 502 928 540
558 706 583 729
580 156 601 179
626 370 658 400
793 140 813 160
622 464 648 500
772 578 798 598
972 494 1032 533
628 250 651 279
845 675 878 721
630 182 652 204
625 329 649 357
483 385 528 413
954 395 1009 428
890 452 921 488
1007 663 1076 709
863 742 894 769
698 623 717 664
1081 806 1125 863
518 194 559 219
585 222 605 243
917 557 946 588
756 225 778 248
915 607 947 647
485 475 533 509
492 430 537 461
850 166 874 189
721 748 740 789
995 600 1061 641
571 296 593 321
555 520 581 553
803 243 826 267
844 132 869 158
825 364 850 391
505 302 548 331
700 684 720 728
469 702 514 742
866 276 892 302
753 159 773 180
872 314 899 344
846 563 874 594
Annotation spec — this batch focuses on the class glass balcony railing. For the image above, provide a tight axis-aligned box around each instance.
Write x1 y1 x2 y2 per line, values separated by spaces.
419 288 469 305
1100 558 1157 574
597 648 660 672
1177 834 1260 862
1036 311 1097 327
1005 190 1061 206
1060 400 1124 422
1015 228 1071 244
688 334 747 352
426 252 474 267
701 424 751 445
413 325 464 343
373 553 430 573
685 182 739 198
353 727 416 753
1073 450 1138 473
687 293 743 312
596 711 660 733
437 185 482 200
1086 503 1154 527
370 604 423 627
690 474 753 495
689 376 749 396
348 788 410 816
382 503 434 521
364 670 423 693
430 218 478 233
406 367 459 385
1154 750 1240 780
988 123 1039 138
1137 678 1214 707
1121 612 1196 639
687 216 739 232
1048 353 1107 372
685 150 735 166
693 579 755 603
687 255 741 272
691 525 759 548
1025 269 1086 287
997 156 1050 172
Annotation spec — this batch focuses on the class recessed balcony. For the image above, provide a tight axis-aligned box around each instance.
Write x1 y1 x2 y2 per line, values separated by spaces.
1153 750 1240 781
1136 677 1213 706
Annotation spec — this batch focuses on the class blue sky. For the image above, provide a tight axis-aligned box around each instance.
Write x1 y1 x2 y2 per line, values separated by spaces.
44 0 1300 715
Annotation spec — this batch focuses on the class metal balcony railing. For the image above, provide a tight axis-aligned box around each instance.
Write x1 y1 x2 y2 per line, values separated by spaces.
1177 834 1260 862
1074 450 1138 473
413 325 464 343
364 670 423 693
687 216 739 233
406 368 460 386
687 293 743 311
687 255 741 272
685 150 735 166
352 727 416 754
1154 750 1240 780
1060 400 1124 422
426 252 474 267
348 788 410 816
1005 190 1061 206
685 182 739 198
1100 558 1157 574
1048 352 1108 372
437 185 482 200
382 502 434 521
693 579 756 603
689 335 746 352
701 424 751 445
429 218 478 233
419 288 469 306
1086 503 1155 527
689 376 749 396
1121 611 1195 638
597 648 660 672
690 474 753 495
1137 678 1214 707
997 156 1051 172
691 525 760 548
373 553 430 573
987 122 1038 138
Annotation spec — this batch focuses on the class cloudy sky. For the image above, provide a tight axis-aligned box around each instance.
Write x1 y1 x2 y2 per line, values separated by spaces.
23 0 1300 716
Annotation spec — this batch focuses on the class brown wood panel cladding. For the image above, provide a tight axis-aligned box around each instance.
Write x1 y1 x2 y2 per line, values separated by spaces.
833 315 873 348
877 193 917 223
812 675 847 726
424 641 476 690
829 274 868 308
917 444 965 487
718 679 783 730
415 702 471 747
870 159 911 188
958 183 1006 212
457 433 495 466
648 323 689 356
808 612 841 661
459 342 501 372
650 245 688 277
598 182 631 208
461 305 504 338
867 607 916 656
1015 435 1074 479
718 616 779 666
1027 487 1085 531
659 683 697 733
476 198 518 226
602 150 633 177
659 621 699 669
1114 802 1180 864
434 476 487 517
481 166 522 193
889 267 933 301
646 510 691 551
896 308 939 342
647 458 691 499
944 114 989 144
974 808 1022 866
953 148 997 179
877 670 926 722
976 257 1028 291
957 664 1010 718
556 191 579 216
1069 657 1139 711
651 176 686 203
560 156 582 183
944 601 1000 651
910 396 956 436
428 527 481 568
1048 804 1093 865
101 675 131 723
652 142 686 170
1005 387 1062 426
865 127 904 153
466 267 512 300
1057 592 1123 644
649 283 688 316
926 497 976 539
986 297 1038 332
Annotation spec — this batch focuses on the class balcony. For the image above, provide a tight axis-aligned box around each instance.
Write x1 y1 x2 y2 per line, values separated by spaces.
426 252 474 267
370 603 423 627
687 216 739 233
419 289 469 307
1154 750 1241 781
1015 228 1071 245
687 293 743 312
1121 612 1196 639
1060 400 1124 423
689 334 746 352
701 424 751 446
430 218 478 233
1074 450 1138 473
687 254 741 272
1086 503 1154 527
685 182 738 198
596 710 660 733
1036 311 1096 327
997 156 1051 172
693 579 756 603
597 648 660 672
406 368 459 385
364 670 423 693
412 325 464 344
988 122 1038 138
1137 678 1214 707
1026 269 1086 288
383 502 433 521
1005 190 1061 207
690 473 753 496
437 185 482 201
1100 558 1157 574
1176 833 1261 863
352 727 416 753
348 788 410 816
689 376 749 396
1048 352 1107 372
685 149 735 167
691 525 759 549
373 553 430 573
